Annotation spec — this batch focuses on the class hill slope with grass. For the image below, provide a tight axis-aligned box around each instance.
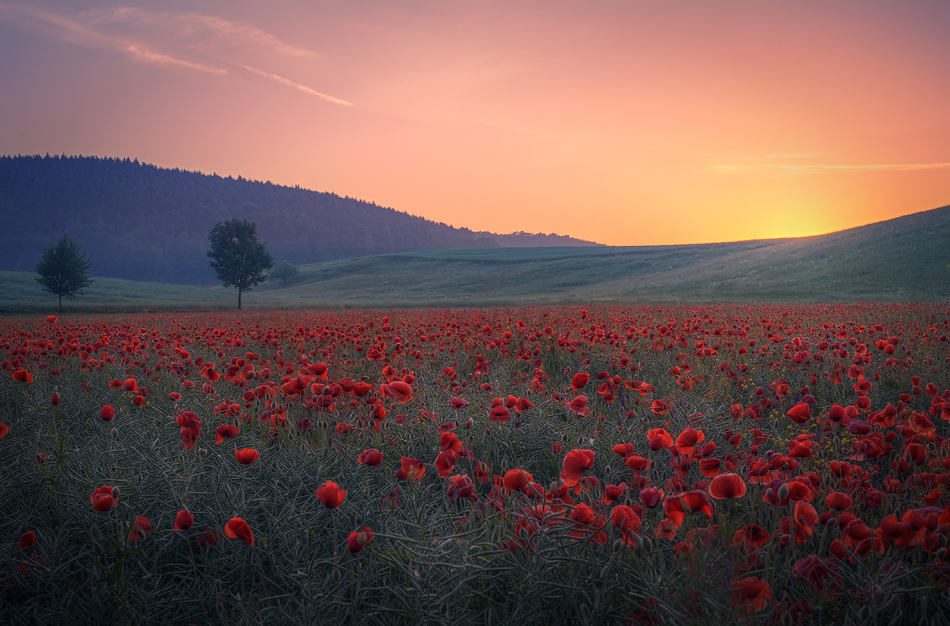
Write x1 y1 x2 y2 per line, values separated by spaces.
261 204 950 306
3 204 947 312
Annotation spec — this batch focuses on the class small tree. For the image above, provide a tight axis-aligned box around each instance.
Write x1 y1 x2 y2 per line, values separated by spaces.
269 260 299 285
207 219 273 309
36 234 94 312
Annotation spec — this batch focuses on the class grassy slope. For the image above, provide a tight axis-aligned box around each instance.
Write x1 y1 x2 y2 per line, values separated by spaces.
0 271 240 313
3 205 948 311
262 204 950 306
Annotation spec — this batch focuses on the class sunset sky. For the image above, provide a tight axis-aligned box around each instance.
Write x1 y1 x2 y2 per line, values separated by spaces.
1 0 948 246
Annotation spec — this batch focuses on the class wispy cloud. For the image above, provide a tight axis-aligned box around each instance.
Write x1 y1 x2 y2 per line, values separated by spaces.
242 65 352 106
86 7 315 58
126 45 227 74
712 161 950 173
0 2 228 74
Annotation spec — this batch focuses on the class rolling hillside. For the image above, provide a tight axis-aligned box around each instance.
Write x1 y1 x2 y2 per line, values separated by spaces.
256 204 950 306
5 203 945 312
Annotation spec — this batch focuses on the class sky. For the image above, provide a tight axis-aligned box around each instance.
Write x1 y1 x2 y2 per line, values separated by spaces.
1 0 948 246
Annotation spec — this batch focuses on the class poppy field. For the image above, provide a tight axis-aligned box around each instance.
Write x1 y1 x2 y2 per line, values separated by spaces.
2 304 950 625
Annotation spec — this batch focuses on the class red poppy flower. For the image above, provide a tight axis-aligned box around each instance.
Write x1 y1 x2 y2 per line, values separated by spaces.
0 422 8 439
488 405 511 423
624 455 652 472
603 483 626 504
90 486 117 512
435 451 457 478
698 458 720 478
786 403 812 424
825 492 853 511
169 392 181 402
708 473 747 499
123 378 138 393
225 517 254 545
234 448 259 464
731 524 770 551
474 461 490 484
100 405 116 421
51 392 60 406
447 474 477 501
47 315 57 323
730 577 771 614
398 457 426 480
357 449 383 467
612 443 635 457
315 481 347 508
128 516 151 541
12 368 33 383
503 469 534 493
347 527 374 553
561 449 595 486
674 428 704 455
611 505 642 546
174 510 194 530
215 424 240 444
450 397 469 410
18 531 36 549
571 372 590 391
647 428 674 451
640 487 664 508
565 396 590 417
381 381 413 403
664 490 713 527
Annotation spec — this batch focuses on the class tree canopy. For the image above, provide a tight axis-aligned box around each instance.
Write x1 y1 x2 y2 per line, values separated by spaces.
35 234 93 311
0 155 500 284
207 219 273 309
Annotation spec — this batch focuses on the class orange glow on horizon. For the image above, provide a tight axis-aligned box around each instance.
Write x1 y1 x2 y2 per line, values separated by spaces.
0 0 947 246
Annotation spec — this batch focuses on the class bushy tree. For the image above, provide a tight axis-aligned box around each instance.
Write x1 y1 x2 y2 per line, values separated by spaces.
207 219 273 309
269 260 300 285
35 234 93 311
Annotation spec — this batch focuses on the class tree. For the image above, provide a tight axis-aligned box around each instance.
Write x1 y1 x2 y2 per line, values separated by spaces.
207 219 273 309
35 234 93 312
269 260 299 285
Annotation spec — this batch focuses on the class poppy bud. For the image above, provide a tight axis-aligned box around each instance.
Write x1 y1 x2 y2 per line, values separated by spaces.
464 418 473 429
940 534 948 547
612 539 623 551
199 448 208 456
111 428 118 439
111 486 120 499
604 465 611 475
937 548 948 560
641 537 653 552
51 392 60 406
765 488 773 500
777 483 789 501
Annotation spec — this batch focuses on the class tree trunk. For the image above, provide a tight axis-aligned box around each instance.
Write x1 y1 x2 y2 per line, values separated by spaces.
238 287 242 310
58 294 62 312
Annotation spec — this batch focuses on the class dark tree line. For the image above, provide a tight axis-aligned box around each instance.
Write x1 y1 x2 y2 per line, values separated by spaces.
0 155 498 284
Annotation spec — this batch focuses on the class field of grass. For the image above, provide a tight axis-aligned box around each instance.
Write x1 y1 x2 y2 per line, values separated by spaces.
2 303 950 624
3 205 947 313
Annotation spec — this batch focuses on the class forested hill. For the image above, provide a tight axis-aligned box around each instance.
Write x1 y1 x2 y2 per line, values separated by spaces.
0 155 503 284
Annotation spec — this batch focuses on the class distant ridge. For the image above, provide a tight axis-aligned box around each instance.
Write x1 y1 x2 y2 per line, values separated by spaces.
1 154 560 284
479 231 603 247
